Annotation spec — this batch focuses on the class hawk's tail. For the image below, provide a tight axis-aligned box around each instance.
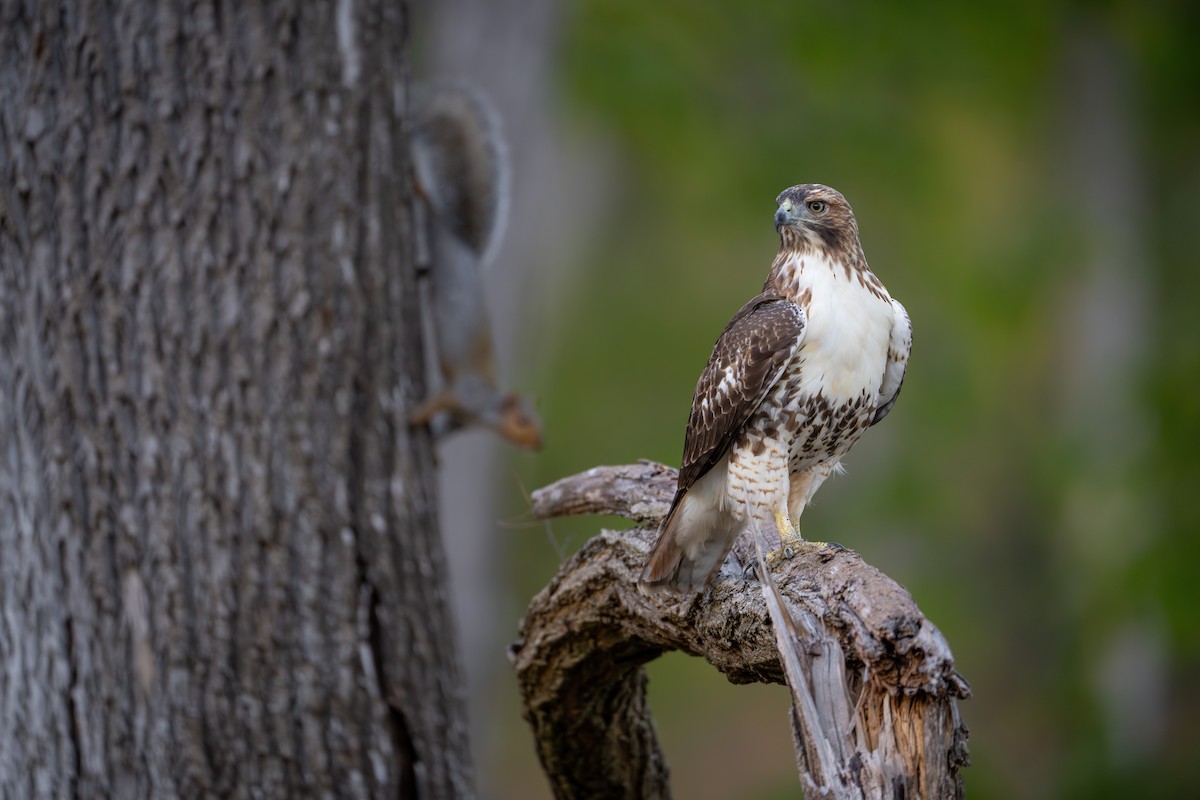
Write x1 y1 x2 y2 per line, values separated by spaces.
638 492 738 595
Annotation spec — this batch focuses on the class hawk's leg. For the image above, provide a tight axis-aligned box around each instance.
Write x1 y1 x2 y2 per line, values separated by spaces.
764 509 826 565
773 508 805 555
764 463 842 565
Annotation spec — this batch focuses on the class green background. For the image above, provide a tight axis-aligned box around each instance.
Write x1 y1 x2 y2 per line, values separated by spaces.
482 1 1200 797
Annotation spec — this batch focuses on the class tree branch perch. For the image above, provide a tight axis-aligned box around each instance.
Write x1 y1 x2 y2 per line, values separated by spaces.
511 463 970 799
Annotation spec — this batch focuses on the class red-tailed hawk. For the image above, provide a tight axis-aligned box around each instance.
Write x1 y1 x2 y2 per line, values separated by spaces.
639 184 911 593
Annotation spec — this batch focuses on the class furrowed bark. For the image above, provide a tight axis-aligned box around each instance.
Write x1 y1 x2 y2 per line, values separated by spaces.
0 1 473 796
512 463 970 800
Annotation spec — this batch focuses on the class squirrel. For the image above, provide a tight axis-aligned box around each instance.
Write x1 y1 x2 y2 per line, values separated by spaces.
409 84 543 451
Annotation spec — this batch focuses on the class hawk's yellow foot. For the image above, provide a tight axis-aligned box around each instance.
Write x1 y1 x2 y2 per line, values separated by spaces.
765 538 839 563
763 511 838 565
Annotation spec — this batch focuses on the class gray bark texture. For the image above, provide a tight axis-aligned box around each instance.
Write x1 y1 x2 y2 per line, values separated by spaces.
0 1 474 797
513 462 971 800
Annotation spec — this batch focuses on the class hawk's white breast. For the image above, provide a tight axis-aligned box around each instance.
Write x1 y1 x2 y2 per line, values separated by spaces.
784 252 894 403
719 251 896 526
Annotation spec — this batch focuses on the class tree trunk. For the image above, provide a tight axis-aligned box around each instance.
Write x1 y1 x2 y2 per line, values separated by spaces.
0 1 473 797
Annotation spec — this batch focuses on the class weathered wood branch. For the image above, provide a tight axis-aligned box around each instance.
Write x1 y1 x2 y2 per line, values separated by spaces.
511 463 970 800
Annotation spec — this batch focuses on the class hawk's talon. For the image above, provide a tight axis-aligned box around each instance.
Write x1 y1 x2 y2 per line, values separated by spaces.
762 537 831 568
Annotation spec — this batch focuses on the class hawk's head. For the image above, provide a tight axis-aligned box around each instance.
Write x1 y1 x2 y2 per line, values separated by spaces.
774 184 859 255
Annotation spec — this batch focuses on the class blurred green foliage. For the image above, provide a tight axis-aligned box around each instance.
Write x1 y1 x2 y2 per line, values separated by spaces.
494 1 1200 797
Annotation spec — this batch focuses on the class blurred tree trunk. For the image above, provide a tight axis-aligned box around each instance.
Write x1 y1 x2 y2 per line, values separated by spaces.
0 1 474 797
1054 19 1163 769
416 1 601 766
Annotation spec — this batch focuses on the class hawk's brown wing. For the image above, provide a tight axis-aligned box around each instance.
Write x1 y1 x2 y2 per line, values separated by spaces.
676 295 807 494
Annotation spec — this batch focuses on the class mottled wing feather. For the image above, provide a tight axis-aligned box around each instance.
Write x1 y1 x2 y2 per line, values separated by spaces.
872 297 912 426
676 295 807 493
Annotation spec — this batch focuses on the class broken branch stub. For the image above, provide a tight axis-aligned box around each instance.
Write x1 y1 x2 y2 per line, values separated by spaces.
512 463 970 800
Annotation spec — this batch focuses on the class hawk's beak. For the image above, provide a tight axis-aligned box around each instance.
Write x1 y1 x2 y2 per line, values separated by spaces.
774 200 798 231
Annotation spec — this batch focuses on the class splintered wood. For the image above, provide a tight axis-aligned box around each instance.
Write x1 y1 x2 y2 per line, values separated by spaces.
512 462 970 800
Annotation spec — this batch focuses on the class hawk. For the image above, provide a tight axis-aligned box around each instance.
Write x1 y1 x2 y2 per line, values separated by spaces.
639 184 912 593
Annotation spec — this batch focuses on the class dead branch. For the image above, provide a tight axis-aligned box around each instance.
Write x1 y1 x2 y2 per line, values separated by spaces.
510 463 970 800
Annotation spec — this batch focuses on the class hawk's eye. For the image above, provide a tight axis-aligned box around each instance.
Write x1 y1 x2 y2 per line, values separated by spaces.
807 200 828 214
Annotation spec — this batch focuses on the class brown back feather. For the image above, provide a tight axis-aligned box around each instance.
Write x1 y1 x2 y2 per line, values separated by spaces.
674 295 807 496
